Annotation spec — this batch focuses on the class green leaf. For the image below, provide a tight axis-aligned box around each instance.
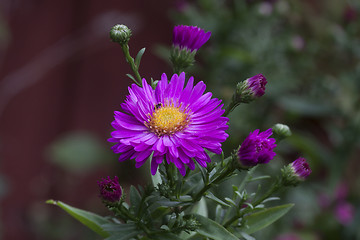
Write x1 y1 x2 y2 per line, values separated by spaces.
205 192 230 207
135 47 146 68
102 223 141 240
240 204 294 234
185 233 207 240
150 155 162 187
126 73 136 82
46 200 110 238
191 197 208 217
130 186 142 212
190 214 239 240
151 232 184 240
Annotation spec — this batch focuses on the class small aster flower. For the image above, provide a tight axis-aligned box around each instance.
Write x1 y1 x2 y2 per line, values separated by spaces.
290 157 311 180
237 128 276 167
335 201 354 225
173 25 211 52
109 72 229 176
97 176 122 202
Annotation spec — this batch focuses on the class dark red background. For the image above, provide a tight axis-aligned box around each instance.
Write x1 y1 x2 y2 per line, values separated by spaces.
0 1 173 239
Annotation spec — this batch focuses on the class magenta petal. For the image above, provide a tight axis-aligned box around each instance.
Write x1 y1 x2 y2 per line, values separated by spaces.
109 72 229 175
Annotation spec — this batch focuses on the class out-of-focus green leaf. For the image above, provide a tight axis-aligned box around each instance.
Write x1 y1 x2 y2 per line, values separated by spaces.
46 200 110 238
240 204 294 234
191 197 208 217
47 132 110 174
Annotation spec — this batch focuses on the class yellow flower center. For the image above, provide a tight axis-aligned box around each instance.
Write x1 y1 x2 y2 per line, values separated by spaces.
145 103 190 136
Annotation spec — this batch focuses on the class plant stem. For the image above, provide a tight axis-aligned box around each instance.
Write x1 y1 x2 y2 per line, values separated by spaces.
223 179 282 228
121 44 142 86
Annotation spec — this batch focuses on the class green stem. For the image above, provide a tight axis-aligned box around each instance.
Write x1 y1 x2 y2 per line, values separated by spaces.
192 157 235 204
223 179 282 228
223 93 240 117
121 44 142 86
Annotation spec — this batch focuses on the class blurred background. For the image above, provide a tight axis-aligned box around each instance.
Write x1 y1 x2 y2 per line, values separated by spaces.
0 0 359 239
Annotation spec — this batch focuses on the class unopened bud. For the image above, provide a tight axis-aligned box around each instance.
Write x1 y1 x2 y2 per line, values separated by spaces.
272 123 292 141
281 157 311 186
110 24 132 45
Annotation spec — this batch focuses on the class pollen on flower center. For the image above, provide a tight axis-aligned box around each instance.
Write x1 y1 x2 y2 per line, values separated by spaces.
145 103 190 136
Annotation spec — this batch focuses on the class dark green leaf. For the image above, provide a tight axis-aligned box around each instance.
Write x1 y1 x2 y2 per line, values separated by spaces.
130 186 142 214
151 232 184 240
190 214 239 240
102 223 142 240
46 200 110 238
240 204 294 234
185 233 207 240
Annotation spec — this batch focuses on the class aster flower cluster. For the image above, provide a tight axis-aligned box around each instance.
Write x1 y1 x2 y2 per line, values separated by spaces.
48 23 312 240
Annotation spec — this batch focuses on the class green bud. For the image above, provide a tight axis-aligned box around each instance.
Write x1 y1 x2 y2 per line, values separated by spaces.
185 218 200 231
110 24 132 45
170 46 196 74
281 164 299 187
272 123 292 142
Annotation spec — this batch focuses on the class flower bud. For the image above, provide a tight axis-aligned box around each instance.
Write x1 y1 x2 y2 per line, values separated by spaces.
170 25 211 73
235 74 267 103
272 123 292 141
110 24 132 45
236 128 277 168
281 157 311 186
97 176 122 202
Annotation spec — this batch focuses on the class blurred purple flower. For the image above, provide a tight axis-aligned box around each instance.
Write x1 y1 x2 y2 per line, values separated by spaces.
238 128 276 166
335 201 354 225
258 2 273 16
291 157 311 180
334 182 349 201
173 25 211 52
291 35 305 51
97 176 122 202
344 6 357 23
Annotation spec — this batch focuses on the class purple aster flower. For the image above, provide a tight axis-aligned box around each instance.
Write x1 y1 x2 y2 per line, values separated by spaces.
237 128 276 167
290 157 311 180
244 74 267 98
97 176 122 202
109 72 229 176
335 201 354 225
173 25 211 52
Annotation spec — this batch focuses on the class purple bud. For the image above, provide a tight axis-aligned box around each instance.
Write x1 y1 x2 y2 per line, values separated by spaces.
238 128 277 167
173 25 211 52
245 74 267 98
290 157 311 180
97 176 122 202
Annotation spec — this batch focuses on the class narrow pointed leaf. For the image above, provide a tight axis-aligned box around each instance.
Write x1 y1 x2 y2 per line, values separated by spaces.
241 204 294 234
205 192 230 207
46 200 110 238
135 48 146 68
126 73 136 82
190 214 239 240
